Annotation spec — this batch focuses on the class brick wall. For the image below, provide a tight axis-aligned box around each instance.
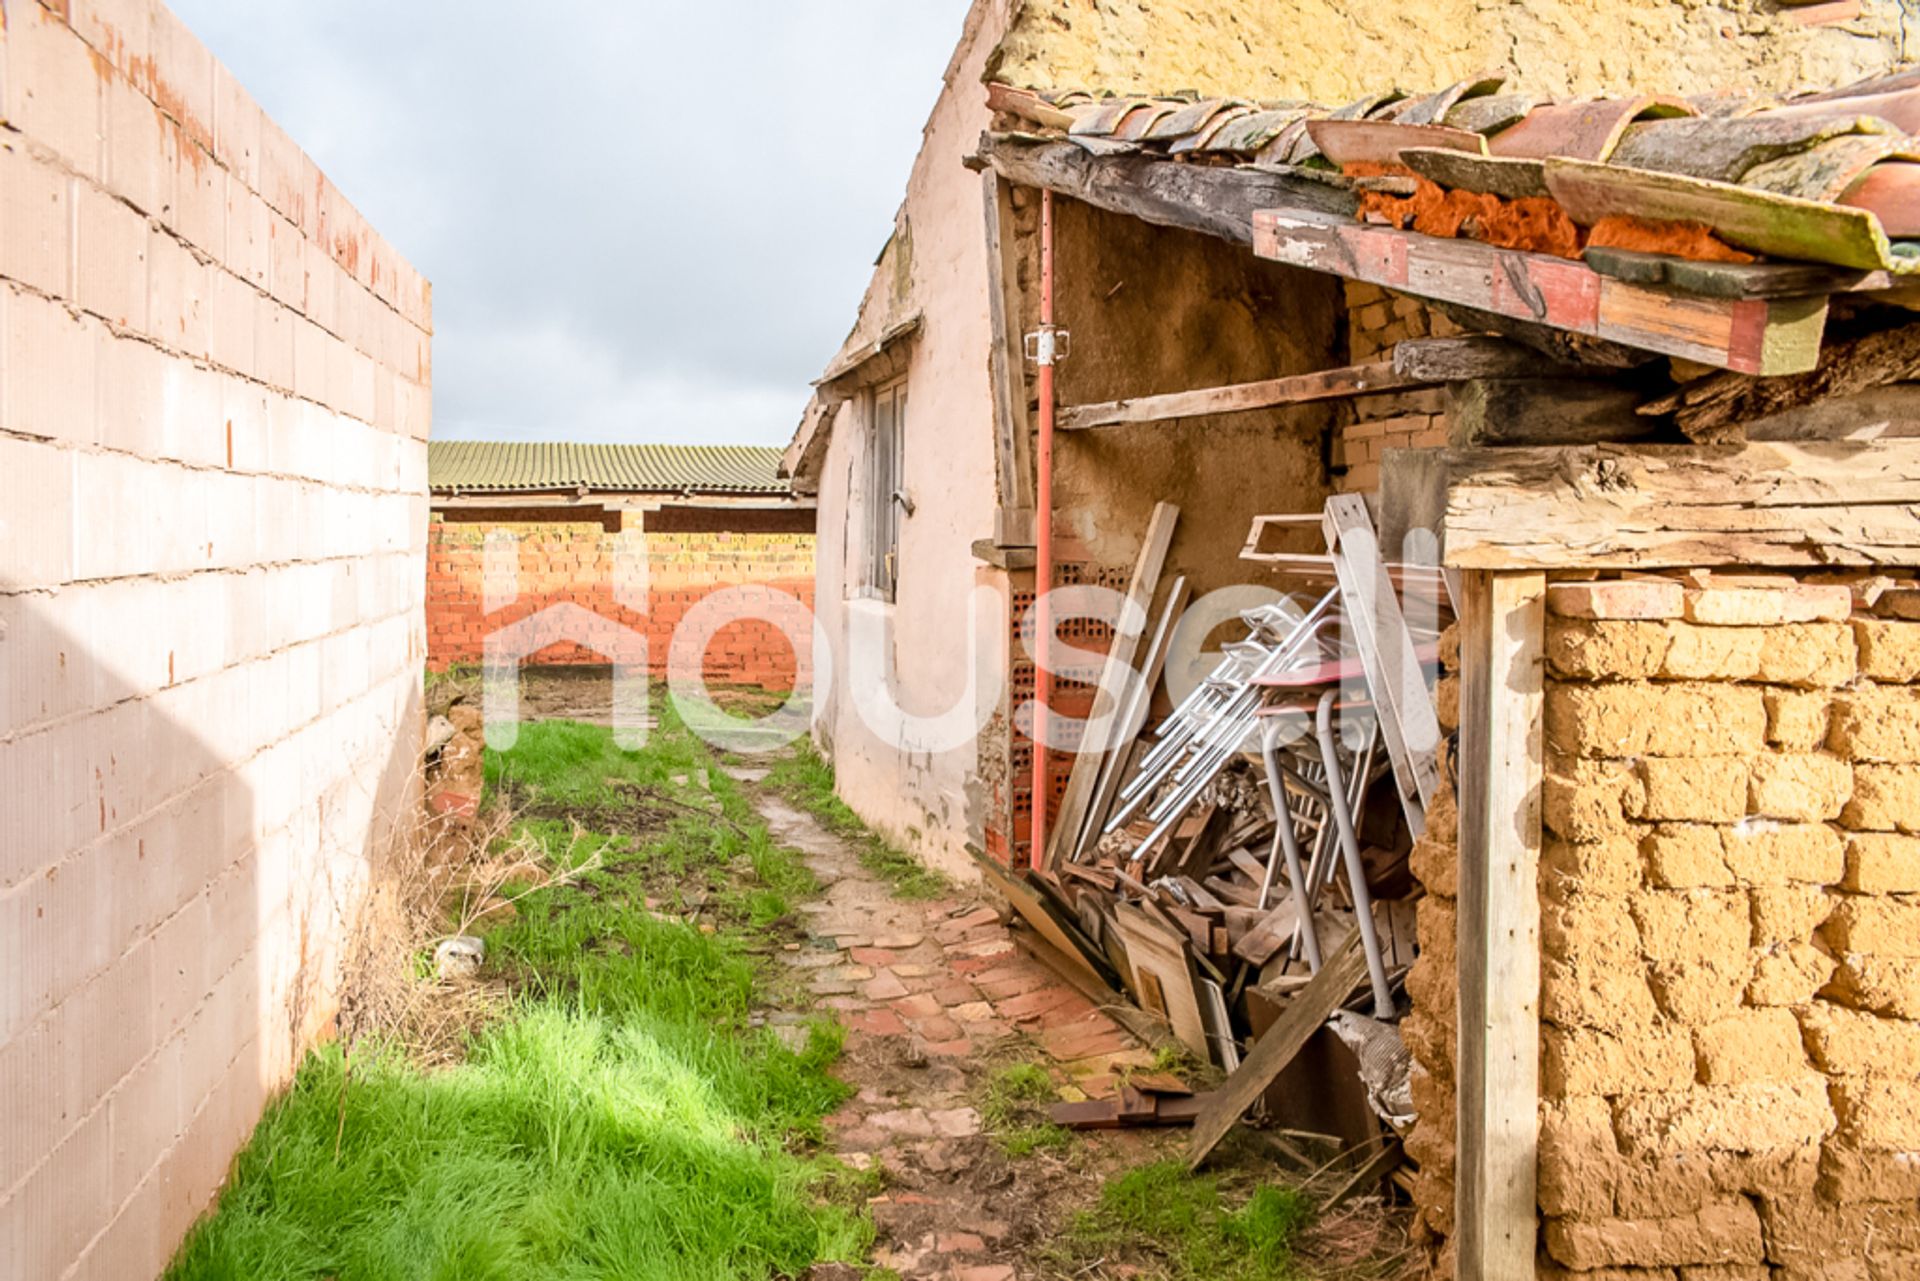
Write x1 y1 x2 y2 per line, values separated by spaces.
1405 573 1920 1278
425 518 815 692
1334 282 1454 493
0 2 431 1276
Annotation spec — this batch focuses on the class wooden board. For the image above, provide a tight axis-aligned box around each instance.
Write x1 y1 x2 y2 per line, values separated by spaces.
1544 156 1900 272
1186 932 1369 1170
1250 208 1828 375
982 170 1036 543
1077 579 1189 858
1058 361 1424 431
1439 441 1920 569
1454 571 1546 1281
1391 336 1577 381
1446 377 1652 446
1047 503 1179 867
1113 902 1210 1059
1400 148 1548 200
974 855 1112 987
1581 245 1887 300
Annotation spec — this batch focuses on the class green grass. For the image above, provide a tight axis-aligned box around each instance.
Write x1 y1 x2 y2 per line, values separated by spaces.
1045 1161 1314 1281
977 1062 1071 1158
764 739 950 900
168 708 861 1281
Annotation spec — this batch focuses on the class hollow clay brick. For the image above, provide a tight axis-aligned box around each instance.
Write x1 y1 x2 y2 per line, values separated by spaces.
1693 1008 1809 1085
1841 832 1920 894
1840 764 1920 833
1854 619 1920 683
1637 757 1752 824
1543 1197 1764 1270
1747 754 1853 823
1829 686 1920 763
1550 579 1686 621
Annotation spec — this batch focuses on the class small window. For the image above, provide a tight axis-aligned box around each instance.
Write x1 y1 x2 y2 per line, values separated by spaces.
866 379 906 600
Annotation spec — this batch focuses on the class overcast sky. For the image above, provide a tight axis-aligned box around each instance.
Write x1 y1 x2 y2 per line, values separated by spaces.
169 2 973 446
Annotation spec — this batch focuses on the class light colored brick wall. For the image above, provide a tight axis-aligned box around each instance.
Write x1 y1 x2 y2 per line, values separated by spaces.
0 1 431 1276
425 520 815 691
1335 281 1454 494
1534 576 1920 1277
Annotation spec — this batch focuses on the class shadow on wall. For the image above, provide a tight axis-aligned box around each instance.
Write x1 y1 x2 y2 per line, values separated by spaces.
0 590 421 1279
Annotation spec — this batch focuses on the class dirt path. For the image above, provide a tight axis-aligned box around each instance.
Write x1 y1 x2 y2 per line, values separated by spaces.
735 769 1188 1280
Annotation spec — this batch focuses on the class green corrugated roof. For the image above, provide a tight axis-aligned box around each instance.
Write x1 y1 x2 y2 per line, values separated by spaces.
428 442 792 496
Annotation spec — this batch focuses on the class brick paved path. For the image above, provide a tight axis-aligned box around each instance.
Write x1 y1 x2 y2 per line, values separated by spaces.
746 786 1159 1279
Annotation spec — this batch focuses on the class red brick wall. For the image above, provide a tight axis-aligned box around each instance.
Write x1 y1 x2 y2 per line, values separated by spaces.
426 518 815 691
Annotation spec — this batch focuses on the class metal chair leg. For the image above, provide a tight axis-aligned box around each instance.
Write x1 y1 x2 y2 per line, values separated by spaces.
1315 691 1397 1019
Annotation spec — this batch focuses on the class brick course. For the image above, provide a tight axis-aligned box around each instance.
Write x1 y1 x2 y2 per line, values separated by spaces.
425 518 815 691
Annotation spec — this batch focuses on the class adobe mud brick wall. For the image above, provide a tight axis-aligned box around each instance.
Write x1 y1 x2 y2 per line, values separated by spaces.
425 519 815 691
0 2 431 1277
1406 574 1920 1279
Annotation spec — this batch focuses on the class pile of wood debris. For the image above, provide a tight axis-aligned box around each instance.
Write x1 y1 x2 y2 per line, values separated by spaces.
984 493 1450 1181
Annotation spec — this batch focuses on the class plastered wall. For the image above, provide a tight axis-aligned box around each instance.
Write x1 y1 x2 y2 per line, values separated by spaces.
426 517 815 692
989 0 1913 103
0 1 431 1275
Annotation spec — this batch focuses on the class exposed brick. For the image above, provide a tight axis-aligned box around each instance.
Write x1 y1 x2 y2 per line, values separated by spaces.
1549 579 1685 621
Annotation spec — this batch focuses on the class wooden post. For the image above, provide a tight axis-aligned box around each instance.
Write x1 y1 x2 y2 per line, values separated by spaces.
1455 570 1546 1280
983 170 1035 545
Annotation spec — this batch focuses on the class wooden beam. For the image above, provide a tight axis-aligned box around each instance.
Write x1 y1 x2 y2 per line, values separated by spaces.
1046 502 1179 867
1446 378 1654 446
980 134 1357 249
1640 318 1920 442
1057 361 1421 431
1439 441 1920 569
983 170 1036 541
1391 336 1585 382
1251 208 1829 376
1454 570 1545 1281
1186 932 1368 1171
1076 577 1190 859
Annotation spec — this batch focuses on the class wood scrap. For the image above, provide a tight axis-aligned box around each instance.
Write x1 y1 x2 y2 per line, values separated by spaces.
1188 932 1369 1170
1049 1089 1218 1130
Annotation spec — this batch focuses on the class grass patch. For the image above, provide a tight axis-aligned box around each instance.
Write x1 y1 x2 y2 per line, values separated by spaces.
169 706 860 1281
765 739 949 900
1046 1160 1314 1281
977 1062 1071 1158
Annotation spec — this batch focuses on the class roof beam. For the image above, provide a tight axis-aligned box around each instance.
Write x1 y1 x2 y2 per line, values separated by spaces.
1252 208 1829 376
978 133 1356 247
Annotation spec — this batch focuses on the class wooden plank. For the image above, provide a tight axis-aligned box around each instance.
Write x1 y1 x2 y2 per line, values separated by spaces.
1324 494 1443 835
1114 902 1211 1059
1005 921 1178 1051
1057 361 1423 430
1454 571 1546 1281
983 135 1357 248
1077 578 1189 859
983 170 1036 541
1047 503 1179 868
1400 148 1548 200
1582 245 1886 300
1543 155 1899 271
1439 441 1920 569
974 855 1113 986
1186 932 1368 1170
1252 208 1828 375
